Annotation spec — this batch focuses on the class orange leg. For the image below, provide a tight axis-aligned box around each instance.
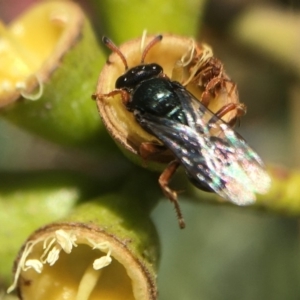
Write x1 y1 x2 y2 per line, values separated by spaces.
139 142 166 160
209 103 246 127
138 142 167 167
215 103 239 119
92 89 130 106
214 103 246 127
200 77 223 107
159 160 185 229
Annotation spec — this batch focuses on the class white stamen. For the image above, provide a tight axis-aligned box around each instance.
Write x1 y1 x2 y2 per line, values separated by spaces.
93 256 112 270
87 239 112 270
55 229 77 253
24 259 43 273
45 245 61 266
15 74 43 101
182 43 214 86
7 230 113 295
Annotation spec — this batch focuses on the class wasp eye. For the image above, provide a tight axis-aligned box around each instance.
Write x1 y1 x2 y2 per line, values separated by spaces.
115 75 127 88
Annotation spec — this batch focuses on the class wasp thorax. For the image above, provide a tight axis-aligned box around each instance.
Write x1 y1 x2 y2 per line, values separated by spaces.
94 34 244 169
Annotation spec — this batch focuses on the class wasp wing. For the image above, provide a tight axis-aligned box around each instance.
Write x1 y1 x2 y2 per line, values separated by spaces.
176 84 271 202
135 85 270 205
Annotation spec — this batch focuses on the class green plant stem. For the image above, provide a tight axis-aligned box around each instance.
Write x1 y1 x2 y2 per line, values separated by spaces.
91 0 207 43
0 171 99 286
229 5 300 76
0 2 108 151
9 195 159 299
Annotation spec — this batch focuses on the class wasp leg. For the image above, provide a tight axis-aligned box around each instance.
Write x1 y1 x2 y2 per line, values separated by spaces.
214 103 247 127
92 89 130 105
139 142 166 160
138 142 168 168
159 160 185 229
235 103 247 118
201 90 213 107
200 77 223 107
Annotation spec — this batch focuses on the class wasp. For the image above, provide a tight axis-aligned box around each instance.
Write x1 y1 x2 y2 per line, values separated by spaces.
93 35 271 229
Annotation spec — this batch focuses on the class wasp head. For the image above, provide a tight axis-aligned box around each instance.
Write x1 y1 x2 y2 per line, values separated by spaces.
115 63 163 89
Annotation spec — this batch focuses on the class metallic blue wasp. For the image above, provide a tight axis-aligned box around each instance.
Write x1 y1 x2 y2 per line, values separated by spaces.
93 35 271 228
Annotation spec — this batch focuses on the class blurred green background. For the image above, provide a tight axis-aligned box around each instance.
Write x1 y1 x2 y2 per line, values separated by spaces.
1 0 300 299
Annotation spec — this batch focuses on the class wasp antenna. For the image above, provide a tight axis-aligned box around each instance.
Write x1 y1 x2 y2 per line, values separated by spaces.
141 35 163 64
102 36 128 70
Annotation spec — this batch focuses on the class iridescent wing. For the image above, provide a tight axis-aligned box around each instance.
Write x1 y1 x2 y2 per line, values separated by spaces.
135 84 271 205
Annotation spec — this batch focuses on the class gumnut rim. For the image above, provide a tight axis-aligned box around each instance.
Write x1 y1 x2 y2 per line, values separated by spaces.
0 1 85 107
9 222 157 300
94 33 242 165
